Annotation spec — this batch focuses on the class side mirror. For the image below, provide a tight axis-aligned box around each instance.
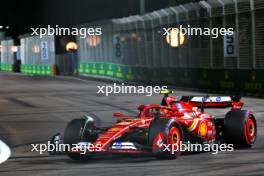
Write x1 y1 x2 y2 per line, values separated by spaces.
113 112 124 117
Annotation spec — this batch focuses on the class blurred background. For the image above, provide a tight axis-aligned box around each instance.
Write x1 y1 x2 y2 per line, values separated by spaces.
0 0 263 95
0 0 199 37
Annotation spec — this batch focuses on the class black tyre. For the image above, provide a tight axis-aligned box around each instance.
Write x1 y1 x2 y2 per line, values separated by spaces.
224 110 257 148
64 119 94 160
148 118 184 159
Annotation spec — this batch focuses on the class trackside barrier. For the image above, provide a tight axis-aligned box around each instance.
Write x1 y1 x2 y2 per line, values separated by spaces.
15 0 264 94
19 34 56 76
0 64 13 72
0 38 15 72
76 0 264 94
78 62 264 94
20 64 56 76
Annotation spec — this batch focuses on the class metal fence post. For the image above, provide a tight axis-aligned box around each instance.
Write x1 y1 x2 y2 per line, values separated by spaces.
150 13 157 68
234 0 240 69
250 0 256 69
180 5 190 68
217 0 226 68
200 1 213 68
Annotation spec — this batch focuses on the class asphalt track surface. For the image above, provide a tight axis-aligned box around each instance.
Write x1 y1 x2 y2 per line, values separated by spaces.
0 72 263 176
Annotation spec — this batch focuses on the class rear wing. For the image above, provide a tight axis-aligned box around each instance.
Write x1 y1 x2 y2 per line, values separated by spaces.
180 95 243 109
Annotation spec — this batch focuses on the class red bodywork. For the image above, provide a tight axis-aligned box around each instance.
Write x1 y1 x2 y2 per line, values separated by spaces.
64 95 246 156
79 96 242 154
50 94 257 160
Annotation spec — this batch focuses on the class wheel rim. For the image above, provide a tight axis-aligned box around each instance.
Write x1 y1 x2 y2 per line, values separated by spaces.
153 132 165 150
168 127 181 153
244 117 256 144
152 127 181 155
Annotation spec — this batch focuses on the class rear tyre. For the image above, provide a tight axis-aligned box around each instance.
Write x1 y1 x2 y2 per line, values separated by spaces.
224 110 257 148
64 119 94 160
148 118 183 159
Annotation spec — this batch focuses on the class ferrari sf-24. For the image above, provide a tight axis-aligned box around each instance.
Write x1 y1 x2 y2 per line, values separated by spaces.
51 92 257 160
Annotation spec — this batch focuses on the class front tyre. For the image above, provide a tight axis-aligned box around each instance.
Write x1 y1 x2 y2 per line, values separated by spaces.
64 119 93 160
148 118 183 159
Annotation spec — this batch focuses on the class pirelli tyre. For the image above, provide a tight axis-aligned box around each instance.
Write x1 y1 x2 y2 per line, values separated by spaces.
224 110 257 148
64 118 96 160
148 118 184 159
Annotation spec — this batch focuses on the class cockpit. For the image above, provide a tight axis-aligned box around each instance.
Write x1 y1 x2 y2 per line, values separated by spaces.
138 105 176 119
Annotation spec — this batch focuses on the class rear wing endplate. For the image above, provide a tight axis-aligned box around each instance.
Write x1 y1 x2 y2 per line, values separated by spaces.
180 95 242 109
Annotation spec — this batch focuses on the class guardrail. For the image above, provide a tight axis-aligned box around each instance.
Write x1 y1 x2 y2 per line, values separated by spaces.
78 62 264 94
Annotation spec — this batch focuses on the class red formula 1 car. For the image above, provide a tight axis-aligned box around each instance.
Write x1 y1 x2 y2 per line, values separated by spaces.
51 93 257 160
